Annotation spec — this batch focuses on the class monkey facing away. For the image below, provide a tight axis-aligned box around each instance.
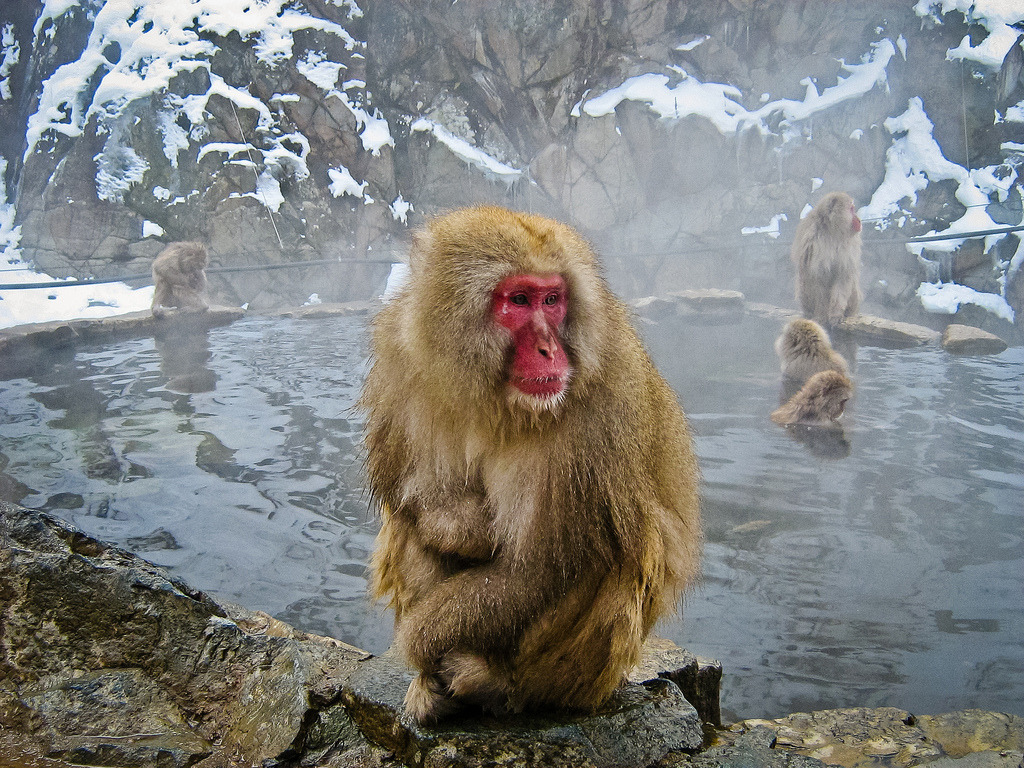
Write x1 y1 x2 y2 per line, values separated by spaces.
774 317 849 385
791 191 863 327
771 370 853 428
151 242 210 318
360 206 701 724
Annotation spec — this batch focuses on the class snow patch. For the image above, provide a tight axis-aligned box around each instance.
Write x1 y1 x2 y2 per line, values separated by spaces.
0 24 20 101
917 281 1015 322
390 194 412 224
583 39 897 138
328 166 367 199
741 213 788 238
411 117 522 178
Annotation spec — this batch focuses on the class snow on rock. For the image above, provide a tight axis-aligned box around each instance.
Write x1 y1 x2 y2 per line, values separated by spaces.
914 0 1024 68
741 213 788 238
0 23 20 101
917 281 1015 322
328 166 367 199
389 195 412 224
27 0 363 208
0 274 154 330
582 38 897 138
410 117 522 179
861 97 1007 253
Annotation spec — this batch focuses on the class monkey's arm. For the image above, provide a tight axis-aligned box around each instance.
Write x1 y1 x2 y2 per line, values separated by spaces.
397 553 559 668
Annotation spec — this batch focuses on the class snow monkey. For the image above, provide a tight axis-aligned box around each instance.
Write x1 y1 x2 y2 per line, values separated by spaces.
360 205 701 724
774 317 849 385
790 191 863 327
151 241 210 318
771 370 853 428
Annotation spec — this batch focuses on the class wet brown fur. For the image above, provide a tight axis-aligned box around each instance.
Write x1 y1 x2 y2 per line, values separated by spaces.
774 317 849 384
151 242 209 318
771 369 853 427
360 206 701 723
791 191 862 327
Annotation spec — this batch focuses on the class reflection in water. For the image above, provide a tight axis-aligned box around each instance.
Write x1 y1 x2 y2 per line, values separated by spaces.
0 313 1021 722
779 423 852 459
155 326 218 393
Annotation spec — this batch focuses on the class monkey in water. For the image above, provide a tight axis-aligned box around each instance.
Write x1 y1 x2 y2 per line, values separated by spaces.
360 206 701 724
771 370 853 428
791 191 863 327
774 317 849 388
151 241 210 318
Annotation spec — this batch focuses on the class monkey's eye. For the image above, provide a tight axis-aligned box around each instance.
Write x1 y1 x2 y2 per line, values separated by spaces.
510 293 529 306
543 293 560 305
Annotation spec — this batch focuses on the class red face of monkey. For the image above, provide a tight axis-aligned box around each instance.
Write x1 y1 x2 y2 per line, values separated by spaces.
850 204 862 233
492 273 571 402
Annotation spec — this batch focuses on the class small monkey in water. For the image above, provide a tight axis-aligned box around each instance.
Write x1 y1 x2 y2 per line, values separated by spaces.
775 317 849 385
771 370 853 428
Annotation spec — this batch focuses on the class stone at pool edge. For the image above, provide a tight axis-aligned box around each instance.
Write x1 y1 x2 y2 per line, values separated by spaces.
941 323 1009 355
336 647 705 768
0 305 246 358
0 502 709 768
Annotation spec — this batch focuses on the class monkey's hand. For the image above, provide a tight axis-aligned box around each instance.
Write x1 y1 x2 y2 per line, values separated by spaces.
416 493 494 562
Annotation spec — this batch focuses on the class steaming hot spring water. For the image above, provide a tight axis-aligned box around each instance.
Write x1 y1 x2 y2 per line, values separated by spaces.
0 311 1021 722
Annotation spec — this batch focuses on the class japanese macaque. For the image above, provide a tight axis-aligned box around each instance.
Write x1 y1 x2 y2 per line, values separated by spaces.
791 192 863 327
771 370 853 428
151 242 210 318
774 318 849 386
360 205 701 724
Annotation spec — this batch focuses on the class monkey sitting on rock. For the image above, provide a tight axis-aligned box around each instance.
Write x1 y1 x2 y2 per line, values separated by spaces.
151 242 210 319
791 191 863 328
360 205 702 724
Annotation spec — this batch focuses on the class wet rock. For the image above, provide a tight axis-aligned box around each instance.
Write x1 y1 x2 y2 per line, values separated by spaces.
0 502 707 768
940 324 1009 355
727 707 941 767
276 299 375 319
724 708 1024 768
630 637 723 728
633 295 679 320
670 289 746 315
0 501 375 767
677 726 831 768
918 752 1024 768
837 314 941 348
339 648 705 768
3 502 1019 768
917 710 1024 759
21 668 212 768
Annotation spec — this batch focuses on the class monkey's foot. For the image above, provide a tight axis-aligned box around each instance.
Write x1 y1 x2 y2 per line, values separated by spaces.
441 652 510 715
404 673 459 725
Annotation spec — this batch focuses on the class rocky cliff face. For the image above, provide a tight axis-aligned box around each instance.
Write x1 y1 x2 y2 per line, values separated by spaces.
1 0 1021 324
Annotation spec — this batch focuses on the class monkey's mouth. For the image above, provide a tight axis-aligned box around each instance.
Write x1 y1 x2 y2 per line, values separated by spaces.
511 375 568 399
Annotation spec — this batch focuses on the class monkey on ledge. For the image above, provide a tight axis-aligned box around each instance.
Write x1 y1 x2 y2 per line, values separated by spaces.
359 206 702 724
